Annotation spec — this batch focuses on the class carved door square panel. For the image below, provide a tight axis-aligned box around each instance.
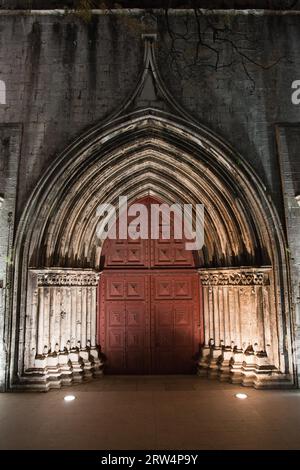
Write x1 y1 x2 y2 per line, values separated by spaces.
153 245 174 265
153 304 173 327
174 246 194 265
174 279 192 299
106 279 124 299
105 240 148 267
156 329 173 348
107 302 125 327
127 310 142 327
127 246 143 263
154 277 173 299
127 329 144 349
126 302 146 326
125 277 145 299
106 243 126 265
174 304 192 325
108 329 125 349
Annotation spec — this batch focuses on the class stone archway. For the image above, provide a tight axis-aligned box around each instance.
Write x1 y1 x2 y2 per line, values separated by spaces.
6 37 293 390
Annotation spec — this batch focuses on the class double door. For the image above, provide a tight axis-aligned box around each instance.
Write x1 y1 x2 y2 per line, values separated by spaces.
99 270 201 374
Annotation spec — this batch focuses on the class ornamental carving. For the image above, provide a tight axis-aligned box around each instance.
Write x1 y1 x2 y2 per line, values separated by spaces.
35 271 99 287
199 271 270 286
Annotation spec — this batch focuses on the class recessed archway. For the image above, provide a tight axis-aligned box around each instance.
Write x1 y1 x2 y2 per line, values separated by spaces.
6 107 292 390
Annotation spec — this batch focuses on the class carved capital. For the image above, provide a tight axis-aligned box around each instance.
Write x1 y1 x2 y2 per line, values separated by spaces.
199 269 270 286
31 270 100 287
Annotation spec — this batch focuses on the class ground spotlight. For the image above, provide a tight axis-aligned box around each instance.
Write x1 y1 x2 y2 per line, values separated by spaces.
235 393 248 400
64 395 76 402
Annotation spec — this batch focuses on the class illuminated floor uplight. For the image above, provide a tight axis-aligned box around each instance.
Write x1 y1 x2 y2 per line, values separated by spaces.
235 393 248 400
64 395 76 402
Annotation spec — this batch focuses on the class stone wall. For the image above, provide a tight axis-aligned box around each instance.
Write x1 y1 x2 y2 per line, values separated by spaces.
0 125 21 391
276 125 300 386
0 10 299 220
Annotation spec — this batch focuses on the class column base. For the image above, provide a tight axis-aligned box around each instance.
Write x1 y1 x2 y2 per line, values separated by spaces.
197 346 293 389
16 347 104 390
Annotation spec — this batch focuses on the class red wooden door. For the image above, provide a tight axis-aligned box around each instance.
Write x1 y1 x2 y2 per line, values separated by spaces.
100 273 150 374
99 197 202 374
151 273 200 374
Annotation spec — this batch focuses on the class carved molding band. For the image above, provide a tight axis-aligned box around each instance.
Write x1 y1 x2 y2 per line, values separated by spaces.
199 270 270 286
33 270 100 287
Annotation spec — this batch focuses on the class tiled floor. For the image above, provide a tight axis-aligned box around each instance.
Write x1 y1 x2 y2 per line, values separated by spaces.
0 376 300 449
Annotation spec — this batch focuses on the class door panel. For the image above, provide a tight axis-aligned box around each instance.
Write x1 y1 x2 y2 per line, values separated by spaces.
152 300 196 374
126 276 146 299
101 274 151 374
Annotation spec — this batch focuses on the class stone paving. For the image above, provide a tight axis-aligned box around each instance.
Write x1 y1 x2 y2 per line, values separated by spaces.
0 376 300 450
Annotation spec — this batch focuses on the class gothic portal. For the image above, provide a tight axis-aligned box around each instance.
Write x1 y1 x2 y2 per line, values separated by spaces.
2 37 294 391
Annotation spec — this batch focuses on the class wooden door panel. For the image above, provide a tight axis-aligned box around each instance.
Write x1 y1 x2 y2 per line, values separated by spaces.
174 304 192 326
173 246 194 265
174 328 193 347
125 276 145 299
154 303 173 327
108 328 125 349
106 244 126 265
106 302 125 327
127 245 144 264
153 277 173 299
102 272 201 374
126 329 144 348
101 273 150 374
174 279 192 298
151 274 199 374
153 244 174 266
101 273 200 374
105 240 148 267
126 306 145 327
100 194 201 374
106 278 124 299
156 329 173 348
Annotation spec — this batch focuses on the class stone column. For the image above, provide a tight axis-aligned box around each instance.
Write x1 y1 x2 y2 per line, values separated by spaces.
197 276 210 376
22 269 100 390
198 267 281 387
